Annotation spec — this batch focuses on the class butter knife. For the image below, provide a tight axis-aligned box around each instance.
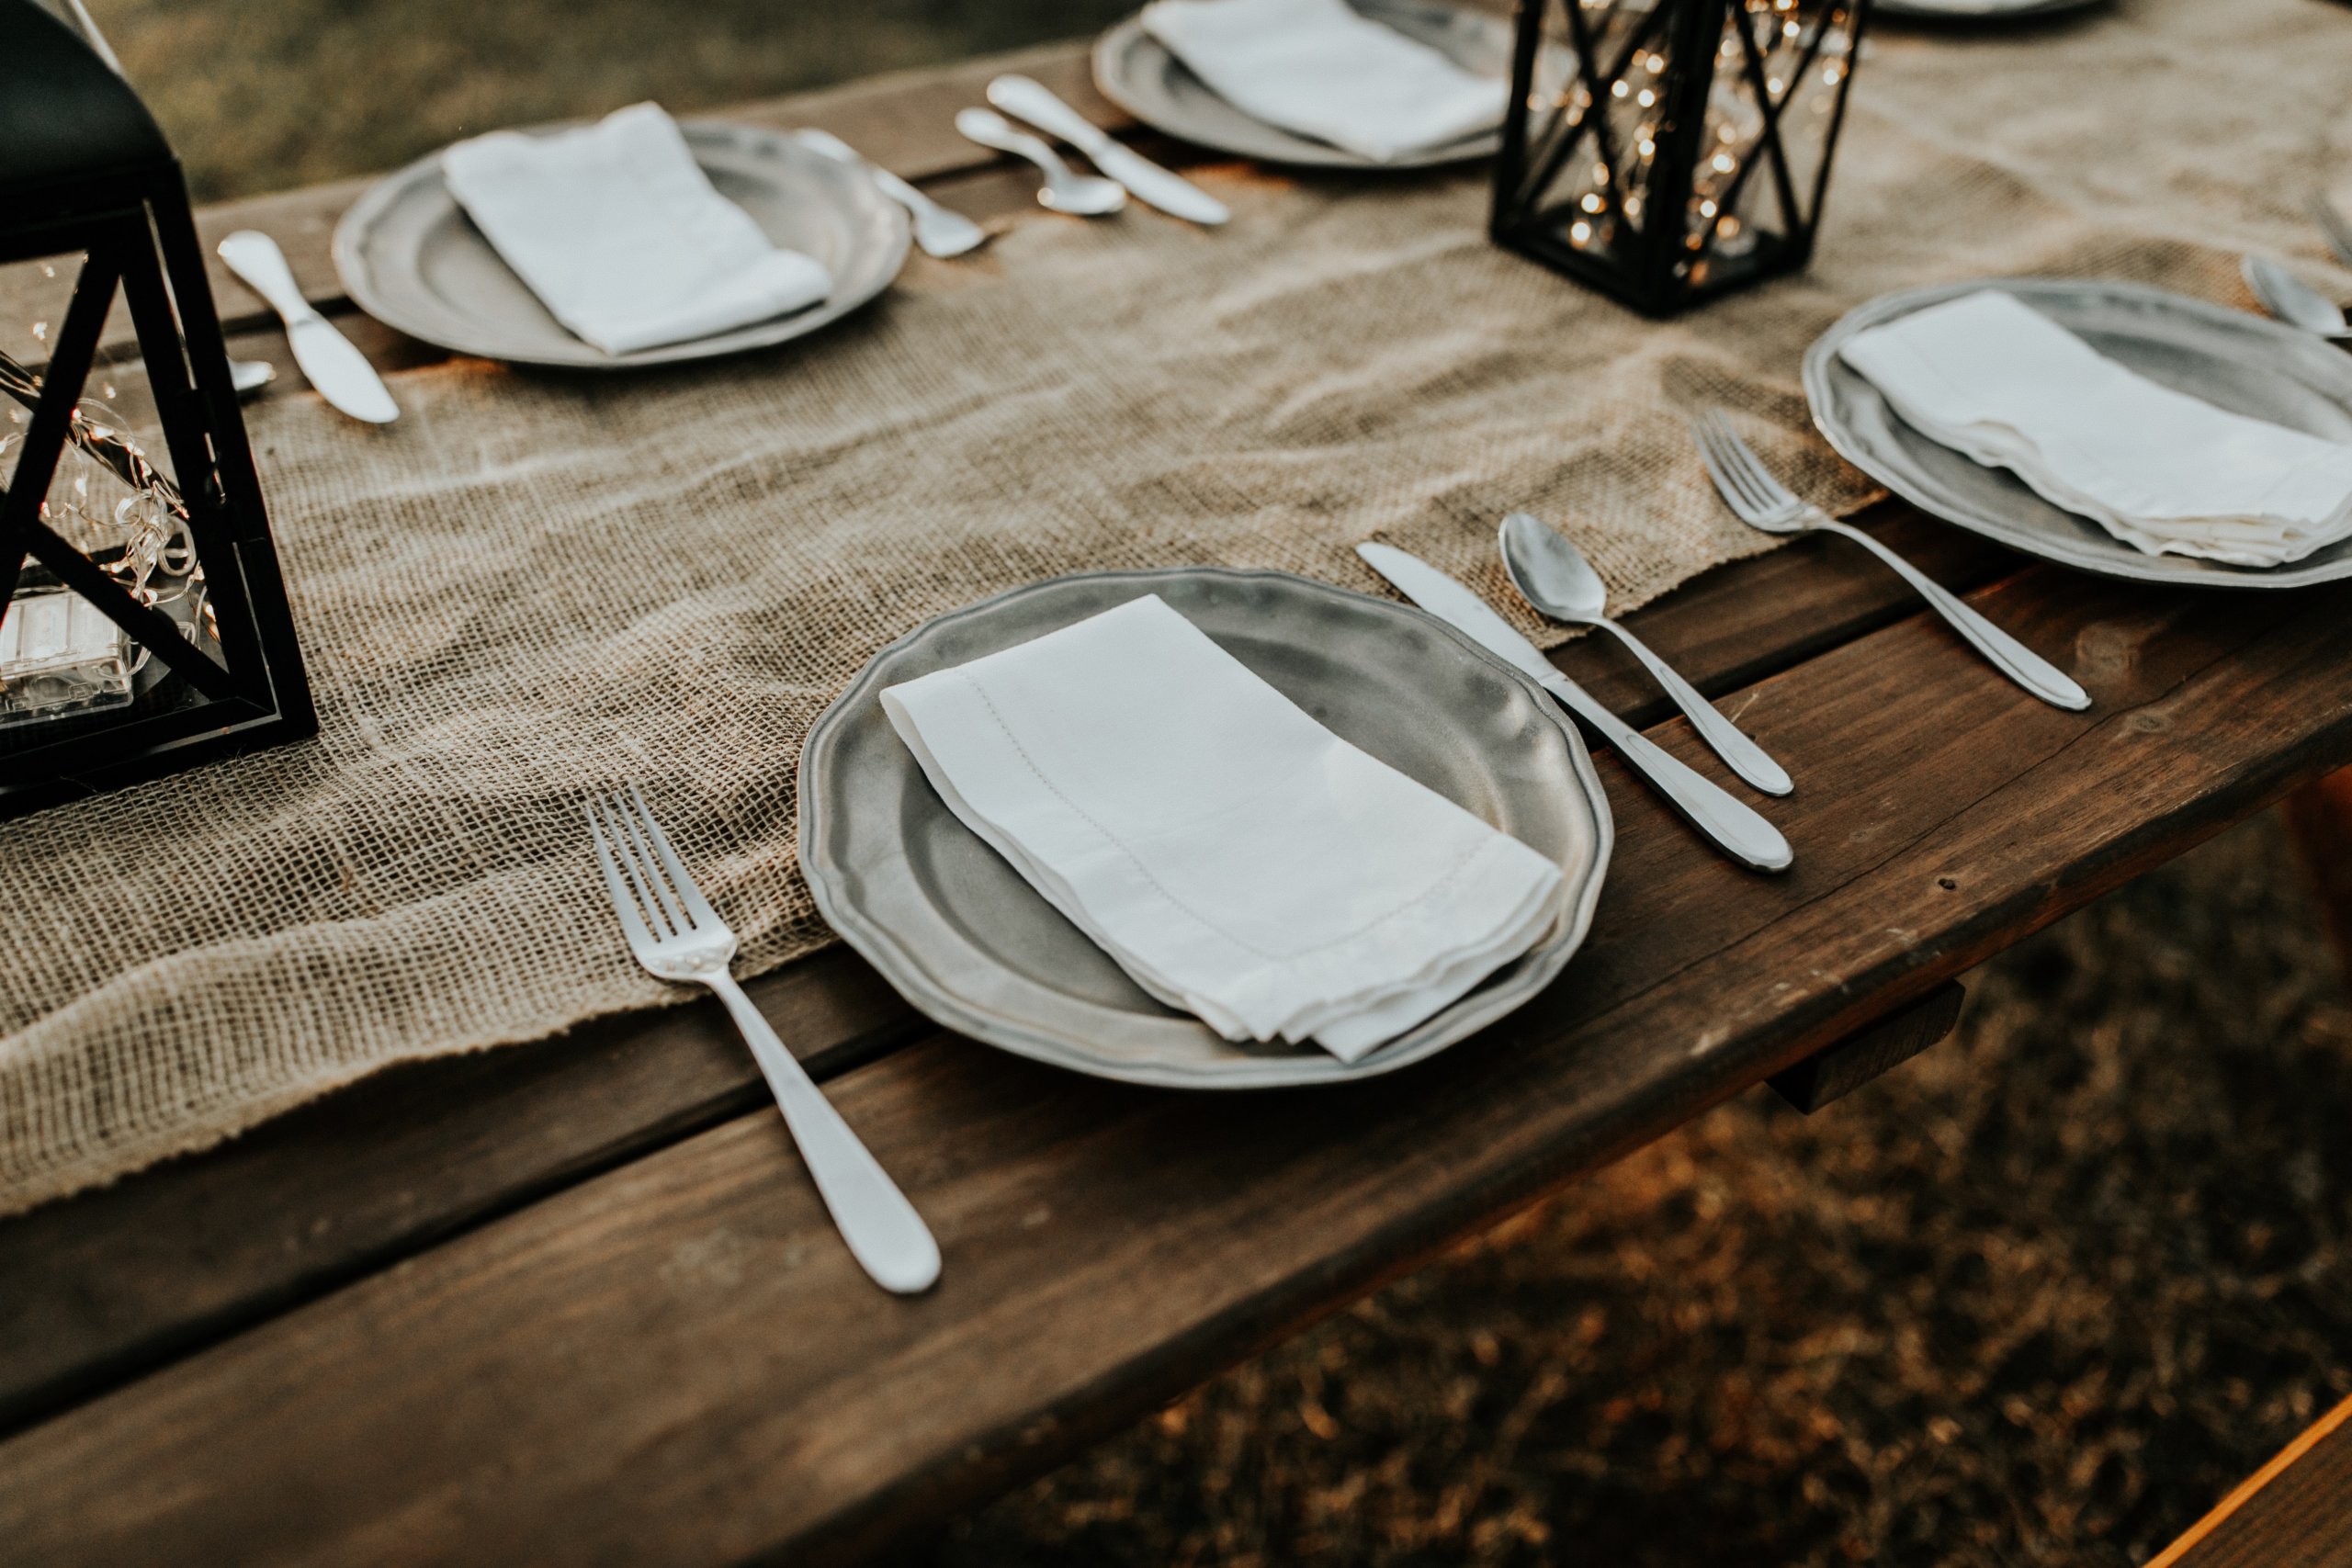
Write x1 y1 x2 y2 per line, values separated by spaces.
986 74 1229 227
1356 544 1793 874
216 230 398 424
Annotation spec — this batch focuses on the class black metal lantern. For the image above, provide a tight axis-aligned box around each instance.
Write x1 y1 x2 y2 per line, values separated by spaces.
1491 0 1868 316
0 0 313 819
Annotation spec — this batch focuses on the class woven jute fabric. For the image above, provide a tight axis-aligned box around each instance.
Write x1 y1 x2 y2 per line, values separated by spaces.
4 0 2348 1214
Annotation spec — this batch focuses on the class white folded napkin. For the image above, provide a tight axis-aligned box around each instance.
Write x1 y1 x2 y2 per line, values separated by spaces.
1140 0 1508 163
441 102 831 355
882 594 1566 1061
1838 289 2352 568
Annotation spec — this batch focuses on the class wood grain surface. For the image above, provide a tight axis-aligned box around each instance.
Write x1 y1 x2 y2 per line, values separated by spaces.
2152 1393 2352 1568
6 555 2349 1565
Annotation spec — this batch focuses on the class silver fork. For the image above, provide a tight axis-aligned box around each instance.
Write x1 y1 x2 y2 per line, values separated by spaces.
588 786 941 1294
2315 192 2352 271
1690 411 2091 712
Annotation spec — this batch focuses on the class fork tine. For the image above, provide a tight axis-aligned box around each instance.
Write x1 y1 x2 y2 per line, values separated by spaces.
587 801 661 953
1691 411 1767 520
625 784 719 930
2244 255 2285 315
605 790 690 937
595 794 676 940
2313 194 2352 269
606 789 682 940
1709 413 1799 512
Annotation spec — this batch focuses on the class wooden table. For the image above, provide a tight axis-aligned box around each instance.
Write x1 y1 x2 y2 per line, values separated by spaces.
6 42 2352 1567
2152 1393 2352 1568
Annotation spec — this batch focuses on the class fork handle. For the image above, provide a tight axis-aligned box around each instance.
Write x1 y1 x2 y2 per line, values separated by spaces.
706 973 942 1294
1591 620 1792 795
1816 518 2091 712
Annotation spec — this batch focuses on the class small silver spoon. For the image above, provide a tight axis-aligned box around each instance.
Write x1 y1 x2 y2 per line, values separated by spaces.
797 128 989 258
2242 254 2352 342
1499 510 1792 796
954 107 1126 217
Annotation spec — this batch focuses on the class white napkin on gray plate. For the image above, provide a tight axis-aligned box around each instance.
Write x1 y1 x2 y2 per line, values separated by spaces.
1838 289 2352 568
1140 0 1507 163
441 102 831 355
881 594 1566 1061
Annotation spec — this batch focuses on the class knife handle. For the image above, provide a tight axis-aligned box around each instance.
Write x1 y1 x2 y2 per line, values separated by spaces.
1546 675 1793 873
987 74 1111 155
216 231 318 325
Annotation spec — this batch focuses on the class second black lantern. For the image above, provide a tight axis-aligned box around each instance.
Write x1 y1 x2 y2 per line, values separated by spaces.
1492 0 1868 317
0 0 314 819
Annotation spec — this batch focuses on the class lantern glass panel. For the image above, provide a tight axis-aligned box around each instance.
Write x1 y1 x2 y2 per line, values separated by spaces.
1494 0 1866 316
0 0 315 815
0 245 230 743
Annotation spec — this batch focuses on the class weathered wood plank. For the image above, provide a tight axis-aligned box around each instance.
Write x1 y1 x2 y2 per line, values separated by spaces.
2285 765 2352 980
2151 1393 2352 1568
5 563 2345 1567
0 492 2018 1436
1767 977 1965 1112
0 948 921 1435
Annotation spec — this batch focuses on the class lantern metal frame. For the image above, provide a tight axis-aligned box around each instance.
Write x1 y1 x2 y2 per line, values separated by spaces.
0 0 313 819
1491 0 1870 317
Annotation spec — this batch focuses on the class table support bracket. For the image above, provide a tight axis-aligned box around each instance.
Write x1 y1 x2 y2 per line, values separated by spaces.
1769 980 1966 1113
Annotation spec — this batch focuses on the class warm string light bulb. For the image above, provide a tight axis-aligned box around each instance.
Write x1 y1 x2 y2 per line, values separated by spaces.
1513 0 1857 295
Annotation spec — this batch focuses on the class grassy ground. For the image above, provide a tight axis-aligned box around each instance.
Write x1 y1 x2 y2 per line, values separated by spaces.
77 7 2352 1561
83 0 1137 201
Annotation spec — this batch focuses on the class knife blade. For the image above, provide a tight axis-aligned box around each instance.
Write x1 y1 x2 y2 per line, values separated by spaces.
1355 544 1792 874
217 230 398 424
986 74 1230 226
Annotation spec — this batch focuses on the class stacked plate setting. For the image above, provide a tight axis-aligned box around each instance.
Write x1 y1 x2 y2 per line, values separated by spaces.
1808 278 2352 589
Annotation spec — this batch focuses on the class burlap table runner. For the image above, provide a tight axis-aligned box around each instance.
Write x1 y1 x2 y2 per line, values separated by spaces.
4 0 2347 1214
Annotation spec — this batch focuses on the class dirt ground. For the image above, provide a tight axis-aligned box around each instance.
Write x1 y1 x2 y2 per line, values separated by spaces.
72 5 2352 1558
938 811 2352 1566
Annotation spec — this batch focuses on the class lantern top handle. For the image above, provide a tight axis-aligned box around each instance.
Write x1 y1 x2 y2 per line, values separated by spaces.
0 0 171 191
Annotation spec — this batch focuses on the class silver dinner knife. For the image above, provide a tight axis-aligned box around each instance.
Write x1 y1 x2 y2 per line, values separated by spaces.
216 230 398 424
986 74 1230 226
1356 544 1793 874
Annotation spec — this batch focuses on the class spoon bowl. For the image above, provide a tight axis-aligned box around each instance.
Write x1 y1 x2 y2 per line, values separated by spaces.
1498 509 1793 796
954 108 1126 217
1499 509 1610 623
2242 254 2352 341
797 128 989 259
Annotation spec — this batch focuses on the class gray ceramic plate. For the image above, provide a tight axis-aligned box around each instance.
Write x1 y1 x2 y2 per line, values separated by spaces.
332 120 910 369
1805 277 2352 588
1874 0 2100 18
1091 0 1517 170
798 568 1613 1089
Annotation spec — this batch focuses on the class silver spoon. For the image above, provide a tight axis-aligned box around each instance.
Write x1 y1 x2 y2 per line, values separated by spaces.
796 128 989 258
1499 510 1793 796
2241 254 2352 341
953 107 1126 217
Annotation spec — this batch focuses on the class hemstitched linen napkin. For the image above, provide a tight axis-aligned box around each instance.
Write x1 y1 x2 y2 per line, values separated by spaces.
1139 0 1508 163
1838 289 2352 568
441 101 832 355
880 595 1567 1061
